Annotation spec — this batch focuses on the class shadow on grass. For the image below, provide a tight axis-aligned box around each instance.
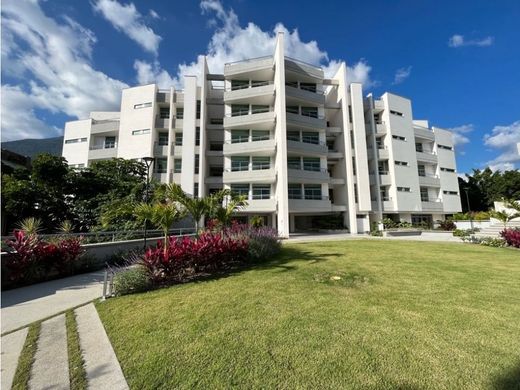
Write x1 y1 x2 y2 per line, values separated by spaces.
492 362 520 390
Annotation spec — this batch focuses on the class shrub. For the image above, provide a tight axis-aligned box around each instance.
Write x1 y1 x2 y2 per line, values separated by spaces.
249 216 264 228
397 221 412 229
370 222 382 237
114 266 152 296
247 227 281 262
462 236 506 247
452 211 490 221
437 219 456 231
500 228 520 248
382 218 397 229
453 228 479 238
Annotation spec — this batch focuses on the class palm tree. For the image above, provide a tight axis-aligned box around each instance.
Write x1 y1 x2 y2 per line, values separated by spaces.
489 209 520 229
134 202 185 248
17 217 43 237
166 184 209 232
208 190 248 226
506 199 520 213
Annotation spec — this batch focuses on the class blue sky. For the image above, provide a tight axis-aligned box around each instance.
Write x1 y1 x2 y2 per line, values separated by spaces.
2 0 520 173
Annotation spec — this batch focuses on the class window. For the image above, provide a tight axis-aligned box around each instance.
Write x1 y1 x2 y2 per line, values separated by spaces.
288 183 302 199
302 131 319 144
376 139 384 149
69 163 85 169
231 156 249 171
420 187 429 202
209 166 223 176
287 157 301 170
134 102 152 109
397 187 411 192
231 104 249 116
286 105 299 114
440 167 456 173
300 82 317 93
395 160 409 166
252 185 270 200
173 159 182 173
251 105 269 114
196 127 200 146
196 100 201 119
392 135 406 141
132 129 150 135
287 131 300 142
176 107 184 119
251 80 269 87
380 187 389 201
443 190 458 195
378 162 389 175
285 81 298 88
195 154 199 174
252 156 270 170
438 144 453 151
354 183 358 203
155 158 167 174
104 136 116 149
158 133 168 146
304 184 322 200
230 184 249 197
231 130 249 143
302 157 321 172
210 118 223 125
415 142 423 152
175 132 183 146
210 143 223 151
352 157 357 176
348 105 353 124
193 183 199 198
350 130 355 148
65 137 87 144
231 80 249 91
252 130 269 141
301 106 318 118
159 107 170 119
418 164 426 177
390 110 403 117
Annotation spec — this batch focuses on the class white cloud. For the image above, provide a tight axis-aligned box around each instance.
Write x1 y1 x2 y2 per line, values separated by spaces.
149 9 159 19
448 34 494 48
447 124 474 146
483 120 520 171
134 60 176 89
1 0 127 141
138 0 375 89
392 66 412 85
92 0 161 55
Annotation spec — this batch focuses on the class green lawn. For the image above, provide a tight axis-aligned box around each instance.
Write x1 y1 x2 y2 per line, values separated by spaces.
96 240 520 389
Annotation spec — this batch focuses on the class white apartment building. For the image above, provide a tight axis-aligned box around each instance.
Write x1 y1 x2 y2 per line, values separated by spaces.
63 33 461 237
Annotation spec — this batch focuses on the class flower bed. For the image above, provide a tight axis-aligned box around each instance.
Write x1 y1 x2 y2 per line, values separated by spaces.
500 228 520 248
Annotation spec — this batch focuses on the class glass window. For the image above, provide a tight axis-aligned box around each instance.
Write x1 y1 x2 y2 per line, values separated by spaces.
104 136 116 149
252 156 270 170
195 154 199 174
418 165 426 177
302 131 319 144
231 130 249 143
300 83 317 92
134 102 152 109
176 107 184 119
159 107 169 119
415 142 423 152
286 105 299 114
301 106 318 118
231 104 249 116
158 133 168 146
380 188 389 201
251 130 269 141
65 137 88 144
231 156 249 171
287 131 300 142
210 143 223 151
174 159 182 173
132 129 150 135
251 80 269 87
302 157 321 172
196 100 201 119
174 132 183 146
210 118 223 125
209 166 223 176
304 184 322 200
287 157 301 170
420 187 429 202
288 183 302 199
251 105 269 114
397 187 411 192
194 183 199 198
252 185 270 200
231 80 249 90
230 184 249 197
155 158 167 174
285 81 298 88
196 127 200 146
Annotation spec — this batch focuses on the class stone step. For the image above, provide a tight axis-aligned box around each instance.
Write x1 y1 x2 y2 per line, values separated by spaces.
1 328 29 390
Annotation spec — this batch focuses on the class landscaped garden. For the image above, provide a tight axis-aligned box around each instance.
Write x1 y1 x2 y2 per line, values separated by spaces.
96 239 520 389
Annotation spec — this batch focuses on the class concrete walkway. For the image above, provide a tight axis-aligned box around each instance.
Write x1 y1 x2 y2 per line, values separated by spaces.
286 232 462 244
1 328 28 390
1 270 105 334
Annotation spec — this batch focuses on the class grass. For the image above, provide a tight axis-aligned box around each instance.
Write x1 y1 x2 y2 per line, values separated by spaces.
96 240 520 389
11 323 40 390
66 311 88 390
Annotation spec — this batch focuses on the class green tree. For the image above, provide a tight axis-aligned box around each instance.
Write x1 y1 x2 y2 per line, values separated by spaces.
207 189 248 226
489 209 520 228
166 184 209 232
134 202 185 248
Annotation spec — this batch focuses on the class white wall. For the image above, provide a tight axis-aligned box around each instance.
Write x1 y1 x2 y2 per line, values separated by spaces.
62 119 91 166
180 77 198 195
434 127 462 212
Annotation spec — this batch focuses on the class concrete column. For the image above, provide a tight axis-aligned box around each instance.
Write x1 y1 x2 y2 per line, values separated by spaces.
181 76 197 195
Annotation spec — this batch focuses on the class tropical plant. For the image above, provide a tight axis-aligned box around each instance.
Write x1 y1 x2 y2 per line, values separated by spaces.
59 220 74 234
166 184 209 232
505 199 520 213
17 217 43 236
134 202 185 248
210 193 248 226
500 228 520 248
250 215 264 228
489 209 520 228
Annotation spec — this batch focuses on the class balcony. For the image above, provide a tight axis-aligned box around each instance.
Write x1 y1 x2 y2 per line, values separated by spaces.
88 145 117 160
377 147 389 159
416 151 438 164
154 142 169 156
285 85 325 105
375 123 386 135
327 149 343 160
224 110 275 129
418 174 441 187
331 204 347 212
421 200 443 212
286 140 327 156
224 56 274 77
373 100 384 112
288 196 331 213
155 117 169 129
287 167 329 183
414 126 435 141
91 120 119 134
286 112 326 129
224 82 275 104
329 177 345 185
223 139 276 156
240 197 277 213
223 168 276 183
370 173 392 186
326 127 342 135
285 57 324 80
156 91 170 103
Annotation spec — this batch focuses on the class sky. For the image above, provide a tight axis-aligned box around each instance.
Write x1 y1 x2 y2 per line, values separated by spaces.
2 0 520 173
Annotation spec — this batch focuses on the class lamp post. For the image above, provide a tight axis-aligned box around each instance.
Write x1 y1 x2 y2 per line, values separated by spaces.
464 188 474 230
142 157 155 249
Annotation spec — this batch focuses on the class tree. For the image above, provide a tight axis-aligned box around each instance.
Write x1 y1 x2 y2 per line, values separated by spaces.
166 184 209 232
489 209 520 228
134 202 185 249
207 189 248 225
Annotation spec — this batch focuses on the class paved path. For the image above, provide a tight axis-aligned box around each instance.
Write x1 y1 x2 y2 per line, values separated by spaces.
1 328 28 390
1 270 105 334
286 232 462 244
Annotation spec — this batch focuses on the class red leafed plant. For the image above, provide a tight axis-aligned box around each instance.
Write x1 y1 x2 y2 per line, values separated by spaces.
500 228 520 248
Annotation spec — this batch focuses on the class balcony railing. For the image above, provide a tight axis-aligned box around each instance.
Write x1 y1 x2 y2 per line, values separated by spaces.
227 80 273 91
288 194 329 200
89 143 117 150
227 163 271 172
227 107 272 117
288 165 328 173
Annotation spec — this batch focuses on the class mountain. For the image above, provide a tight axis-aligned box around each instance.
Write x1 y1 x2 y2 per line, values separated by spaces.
1 137 63 159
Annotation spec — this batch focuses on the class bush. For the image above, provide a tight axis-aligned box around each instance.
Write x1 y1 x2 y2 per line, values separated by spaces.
370 222 382 237
247 227 281 262
451 211 490 221
500 228 520 248
437 219 456 231
382 218 397 229
462 236 506 247
453 228 480 238
113 266 152 296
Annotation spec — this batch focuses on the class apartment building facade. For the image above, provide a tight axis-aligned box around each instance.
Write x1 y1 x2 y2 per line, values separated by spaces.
63 32 461 237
